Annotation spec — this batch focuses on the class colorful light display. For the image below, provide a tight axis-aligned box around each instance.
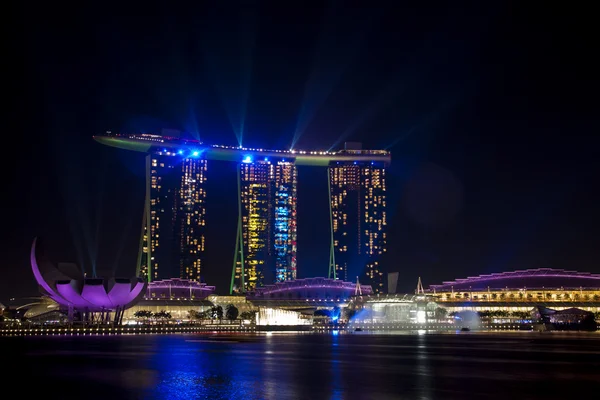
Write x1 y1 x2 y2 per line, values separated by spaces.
256 307 311 326
30 238 146 315
232 159 298 293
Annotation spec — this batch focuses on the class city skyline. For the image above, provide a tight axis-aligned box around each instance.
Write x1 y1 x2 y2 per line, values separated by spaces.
5 4 599 397
6 4 599 302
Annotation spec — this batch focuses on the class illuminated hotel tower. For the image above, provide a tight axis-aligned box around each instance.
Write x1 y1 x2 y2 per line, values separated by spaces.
94 132 390 290
231 156 297 293
139 150 207 282
328 143 387 293
273 160 298 282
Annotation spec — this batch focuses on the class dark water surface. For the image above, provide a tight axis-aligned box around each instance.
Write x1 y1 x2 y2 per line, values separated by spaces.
5 331 600 399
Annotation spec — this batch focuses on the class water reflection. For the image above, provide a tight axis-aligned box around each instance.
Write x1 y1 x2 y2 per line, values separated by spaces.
416 332 433 400
5 332 600 399
330 330 342 400
149 336 244 399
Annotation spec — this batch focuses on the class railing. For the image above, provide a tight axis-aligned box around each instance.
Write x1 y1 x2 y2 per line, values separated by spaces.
435 296 600 303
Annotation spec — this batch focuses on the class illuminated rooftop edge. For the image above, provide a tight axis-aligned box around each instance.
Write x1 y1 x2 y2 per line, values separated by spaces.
429 268 600 291
93 133 391 167
147 278 216 291
248 277 373 296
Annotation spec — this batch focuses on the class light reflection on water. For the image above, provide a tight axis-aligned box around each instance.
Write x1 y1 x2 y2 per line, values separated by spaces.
5 331 600 399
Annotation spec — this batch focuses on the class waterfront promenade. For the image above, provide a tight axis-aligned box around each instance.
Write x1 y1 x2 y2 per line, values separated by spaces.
1 322 541 336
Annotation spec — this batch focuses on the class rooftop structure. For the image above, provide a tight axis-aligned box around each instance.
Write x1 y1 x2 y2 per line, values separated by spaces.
145 278 215 300
247 277 372 301
93 133 391 166
429 268 600 291
427 268 600 314
21 297 61 320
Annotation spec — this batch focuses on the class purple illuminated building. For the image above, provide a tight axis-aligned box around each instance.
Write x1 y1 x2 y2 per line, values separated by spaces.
428 268 600 292
145 278 215 300
30 238 146 324
427 268 600 313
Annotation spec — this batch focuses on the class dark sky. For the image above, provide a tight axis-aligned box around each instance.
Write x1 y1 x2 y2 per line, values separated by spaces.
6 2 599 302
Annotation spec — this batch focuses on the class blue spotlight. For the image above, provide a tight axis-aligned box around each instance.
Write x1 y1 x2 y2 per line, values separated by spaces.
163 148 167 152
178 150 184 155
242 155 253 163
192 151 200 157
264 157 269 161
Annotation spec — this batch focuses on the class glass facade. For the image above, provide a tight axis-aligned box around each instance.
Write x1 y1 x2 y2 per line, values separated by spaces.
329 161 387 293
273 161 297 282
140 152 207 282
233 159 297 293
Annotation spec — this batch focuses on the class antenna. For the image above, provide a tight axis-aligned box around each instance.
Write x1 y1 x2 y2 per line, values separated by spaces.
355 276 362 296
416 277 425 294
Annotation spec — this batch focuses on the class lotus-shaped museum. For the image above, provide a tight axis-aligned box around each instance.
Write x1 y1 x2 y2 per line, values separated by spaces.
30 238 146 320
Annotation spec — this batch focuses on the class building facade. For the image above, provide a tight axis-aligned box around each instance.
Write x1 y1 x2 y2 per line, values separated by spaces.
329 143 387 293
95 133 391 292
272 161 297 282
428 268 600 314
140 150 207 282
232 157 297 293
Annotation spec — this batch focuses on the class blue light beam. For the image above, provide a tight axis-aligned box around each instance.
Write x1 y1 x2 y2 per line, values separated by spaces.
290 3 373 149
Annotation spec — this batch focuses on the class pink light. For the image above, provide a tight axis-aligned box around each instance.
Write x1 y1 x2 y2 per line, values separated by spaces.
30 238 146 312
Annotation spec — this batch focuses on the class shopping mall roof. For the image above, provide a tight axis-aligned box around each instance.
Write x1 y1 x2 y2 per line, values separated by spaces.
429 268 600 291
247 277 372 297
133 299 214 307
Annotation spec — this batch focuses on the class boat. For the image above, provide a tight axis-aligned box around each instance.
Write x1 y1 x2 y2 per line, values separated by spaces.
460 327 470 332
355 328 363 332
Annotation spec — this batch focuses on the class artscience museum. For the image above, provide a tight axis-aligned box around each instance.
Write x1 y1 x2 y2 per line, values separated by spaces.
30 238 147 325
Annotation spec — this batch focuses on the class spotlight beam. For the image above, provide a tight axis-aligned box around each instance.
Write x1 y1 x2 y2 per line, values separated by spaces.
199 7 257 147
329 80 405 151
291 2 372 149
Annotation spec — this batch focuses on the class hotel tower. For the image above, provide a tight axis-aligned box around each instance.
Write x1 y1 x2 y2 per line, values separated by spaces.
138 137 208 282
231 156 297 293
95 132 389 292
329 142 387 293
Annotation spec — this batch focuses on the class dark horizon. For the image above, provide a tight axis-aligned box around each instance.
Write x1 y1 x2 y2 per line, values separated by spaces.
6 3 599 303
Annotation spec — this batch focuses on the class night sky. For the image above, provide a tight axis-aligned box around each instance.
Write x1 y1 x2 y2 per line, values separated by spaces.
7 3 599 302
